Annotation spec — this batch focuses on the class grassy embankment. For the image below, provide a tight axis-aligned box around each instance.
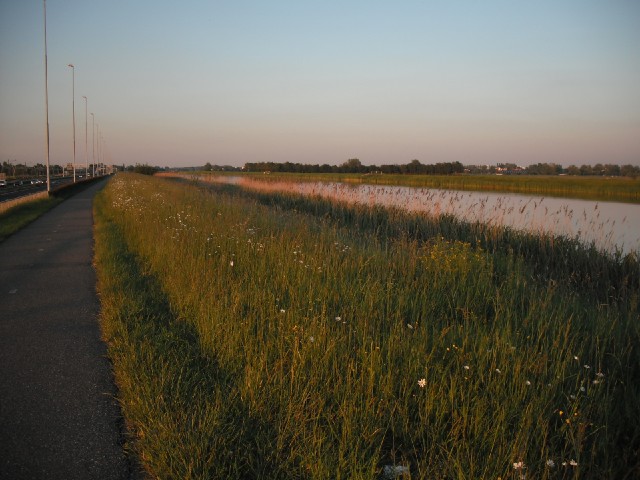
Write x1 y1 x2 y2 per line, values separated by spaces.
0 176 106 242
205 172 640 204
95 173 639 479
0 193 62 242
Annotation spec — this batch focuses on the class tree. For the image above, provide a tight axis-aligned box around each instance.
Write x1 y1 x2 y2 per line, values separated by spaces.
621 164 640 178
133 163 159 175
566 165 580 176
341 158 364 173
203 162 212 171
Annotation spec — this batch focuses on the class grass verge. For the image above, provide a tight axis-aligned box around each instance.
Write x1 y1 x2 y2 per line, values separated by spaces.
0 195 62 242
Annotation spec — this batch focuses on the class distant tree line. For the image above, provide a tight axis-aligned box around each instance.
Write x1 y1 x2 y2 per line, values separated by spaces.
466 162 640 178
2 161 63 178
126 163 160 175
240 159 639 177
203 162 241 172
242 159 465 175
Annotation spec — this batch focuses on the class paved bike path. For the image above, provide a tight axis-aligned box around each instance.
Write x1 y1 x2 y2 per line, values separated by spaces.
0 180 135 479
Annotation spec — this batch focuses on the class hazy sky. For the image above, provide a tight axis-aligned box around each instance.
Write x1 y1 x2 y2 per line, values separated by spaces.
1 1 639 168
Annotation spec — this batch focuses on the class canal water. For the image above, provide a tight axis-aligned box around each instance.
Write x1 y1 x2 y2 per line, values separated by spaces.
196 174 640 256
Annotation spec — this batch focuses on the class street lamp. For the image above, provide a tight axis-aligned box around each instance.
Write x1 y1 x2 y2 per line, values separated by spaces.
82 96 87 178
96 123 99 176
67 63 76 182
43 0 51 192
91 113 95 177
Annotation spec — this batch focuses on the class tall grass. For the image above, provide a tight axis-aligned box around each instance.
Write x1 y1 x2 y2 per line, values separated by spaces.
191 179 639 304
95 173 639 479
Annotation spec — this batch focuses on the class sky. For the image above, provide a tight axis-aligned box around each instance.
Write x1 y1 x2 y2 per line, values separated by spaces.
1 1 639 169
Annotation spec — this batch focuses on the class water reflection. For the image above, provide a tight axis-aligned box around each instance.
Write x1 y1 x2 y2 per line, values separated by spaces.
199 175 640 255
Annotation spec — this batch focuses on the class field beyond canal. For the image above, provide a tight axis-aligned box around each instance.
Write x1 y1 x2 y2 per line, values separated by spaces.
95 173 639 479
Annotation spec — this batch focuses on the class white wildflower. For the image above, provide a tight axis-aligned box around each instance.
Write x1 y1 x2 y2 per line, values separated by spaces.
418 378 426 388
525 380 531 386
513 461 525 470
546 459 555 468
569 459 578 467
382 465 409 479
463 365 470 370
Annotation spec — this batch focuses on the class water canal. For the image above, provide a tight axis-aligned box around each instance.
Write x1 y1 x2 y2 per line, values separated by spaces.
194 174 640 256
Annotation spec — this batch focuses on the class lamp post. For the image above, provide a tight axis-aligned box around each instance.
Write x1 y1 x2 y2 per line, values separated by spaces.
82 96 88 178
91 113 95 177
43 0 51 192
96 124 99 176
67 63 76 182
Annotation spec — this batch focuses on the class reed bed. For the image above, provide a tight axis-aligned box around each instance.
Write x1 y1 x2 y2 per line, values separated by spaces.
195 172 640 204
95 173 639 479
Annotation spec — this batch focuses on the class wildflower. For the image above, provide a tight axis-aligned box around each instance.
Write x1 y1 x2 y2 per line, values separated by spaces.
592 380 600 385
546 459 555 468
407 323 413 329
525 380 531 386
584 365 591 369
463 365 470 370
558 410 564 416
280 309 286 313
569 459 578 467
580 386 586 392
335 316 342 322
309 336 315 343
596 372 605 378
381 465 409 479
418 378 426 388
513 461 525 470
495 368 501 374
574 356 579 360
229 260 234 267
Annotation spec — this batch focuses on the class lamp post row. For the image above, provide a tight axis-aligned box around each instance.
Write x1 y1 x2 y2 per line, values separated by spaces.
44 0 107 191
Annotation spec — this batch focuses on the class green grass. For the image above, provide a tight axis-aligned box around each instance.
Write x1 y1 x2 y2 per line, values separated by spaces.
95 173 640 479
0 196 62 242
195 171 640 204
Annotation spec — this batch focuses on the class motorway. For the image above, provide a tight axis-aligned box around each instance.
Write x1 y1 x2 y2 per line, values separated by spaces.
0 177 77 203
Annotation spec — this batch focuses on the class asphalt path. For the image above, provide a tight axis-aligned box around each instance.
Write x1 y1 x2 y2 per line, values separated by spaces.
0 179 137 479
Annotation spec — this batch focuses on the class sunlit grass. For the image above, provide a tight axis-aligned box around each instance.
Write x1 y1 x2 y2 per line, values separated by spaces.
0 194 62 242
95 173 639 479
